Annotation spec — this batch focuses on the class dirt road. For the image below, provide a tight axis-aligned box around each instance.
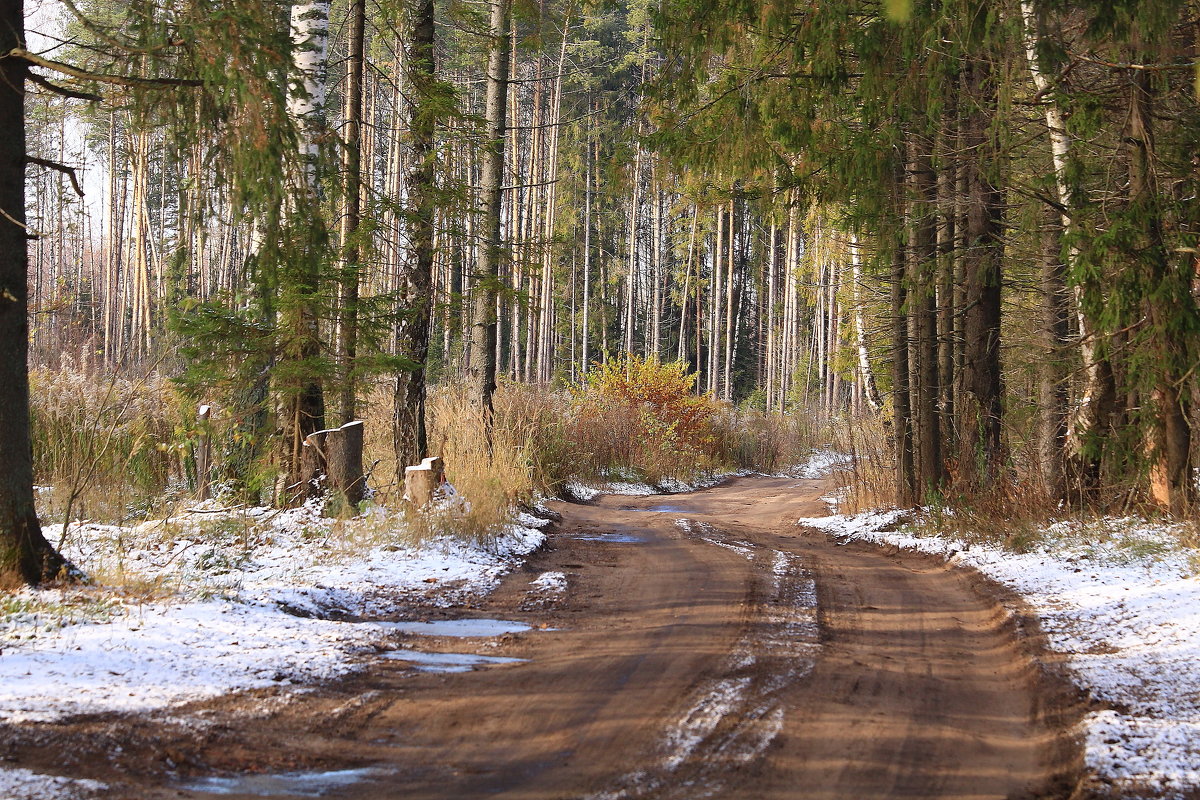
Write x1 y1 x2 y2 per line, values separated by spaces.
5 475 1082 799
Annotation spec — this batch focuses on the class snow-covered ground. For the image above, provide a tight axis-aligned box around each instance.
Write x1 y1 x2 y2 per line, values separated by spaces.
0 501 547 799
561 450 844 501
801 506 1200 798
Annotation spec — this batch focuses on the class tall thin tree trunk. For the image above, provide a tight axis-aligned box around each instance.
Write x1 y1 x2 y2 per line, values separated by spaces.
723 198 736 401
851 234 883 413
909 131 943 492
466 0 511 436
0 16 67 586
394 0 437 468
336 0 365 425
958 51 1004 489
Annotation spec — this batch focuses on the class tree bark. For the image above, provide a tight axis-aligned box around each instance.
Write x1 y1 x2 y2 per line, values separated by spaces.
280 0 331 501
466 0 511 437
1124 40 1195 514
394 0 437 468
909 131 943 493
958 54 1005 489
892 233 916 506
851 234 883 413
336 0 365 425
0 7 68 586
1037 206 1069 501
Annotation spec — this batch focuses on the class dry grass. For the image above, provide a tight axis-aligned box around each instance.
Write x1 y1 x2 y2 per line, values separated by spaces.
827 412 893 513
31 362 186 526
360 382 549 546
33 359 825 549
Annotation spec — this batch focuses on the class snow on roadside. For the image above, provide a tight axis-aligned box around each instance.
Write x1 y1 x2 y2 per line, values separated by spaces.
799 509 1200 798
0 503 546 726
563 453 845 502
0 768 105 800
794 447 852 479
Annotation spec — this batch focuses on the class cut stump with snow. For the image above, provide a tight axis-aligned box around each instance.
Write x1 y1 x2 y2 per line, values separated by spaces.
405 456 445 509
302 421 366 513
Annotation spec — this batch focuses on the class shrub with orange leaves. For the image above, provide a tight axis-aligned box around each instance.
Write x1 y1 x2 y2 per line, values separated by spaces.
571 355 722 484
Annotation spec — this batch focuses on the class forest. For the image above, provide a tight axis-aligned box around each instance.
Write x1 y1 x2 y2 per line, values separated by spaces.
3 0 1200 586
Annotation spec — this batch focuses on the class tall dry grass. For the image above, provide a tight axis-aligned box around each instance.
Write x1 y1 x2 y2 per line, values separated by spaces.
826 411 894 513
31 362 185 526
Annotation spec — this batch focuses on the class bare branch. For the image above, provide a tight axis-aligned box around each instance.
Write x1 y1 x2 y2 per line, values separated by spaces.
26 70 102 102
26 157 86 197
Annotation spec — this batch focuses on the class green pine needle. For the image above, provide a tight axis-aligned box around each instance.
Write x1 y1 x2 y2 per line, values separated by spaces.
885 0 913 22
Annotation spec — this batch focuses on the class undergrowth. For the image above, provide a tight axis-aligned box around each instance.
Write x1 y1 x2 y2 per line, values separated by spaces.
34 358 821 552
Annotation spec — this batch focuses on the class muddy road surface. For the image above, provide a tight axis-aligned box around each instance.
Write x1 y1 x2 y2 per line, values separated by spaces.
4 475 1083 799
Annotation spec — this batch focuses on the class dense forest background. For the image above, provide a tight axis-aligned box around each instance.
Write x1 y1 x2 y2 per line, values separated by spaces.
7 0 1200 583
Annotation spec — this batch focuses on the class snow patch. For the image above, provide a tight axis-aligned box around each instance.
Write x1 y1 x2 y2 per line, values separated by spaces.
531 571 567 594
0 507 546 722
795 448 853 479
0 768 105 800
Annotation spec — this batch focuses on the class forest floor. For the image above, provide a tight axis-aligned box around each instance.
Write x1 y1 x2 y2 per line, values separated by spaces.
0 473 1103 800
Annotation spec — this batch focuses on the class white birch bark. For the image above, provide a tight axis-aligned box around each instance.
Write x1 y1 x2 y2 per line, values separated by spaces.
287 0 331 195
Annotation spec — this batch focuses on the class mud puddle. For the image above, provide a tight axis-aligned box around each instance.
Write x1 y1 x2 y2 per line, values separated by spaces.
382 649 527 673
182 766 389 796
571 532 645 543
376 618 530 637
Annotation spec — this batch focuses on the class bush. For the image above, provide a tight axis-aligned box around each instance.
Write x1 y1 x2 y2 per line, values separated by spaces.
571 355 723 484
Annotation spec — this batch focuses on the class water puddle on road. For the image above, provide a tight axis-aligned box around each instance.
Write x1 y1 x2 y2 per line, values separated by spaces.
376 618 531 637
571 532 645 543
182 766 389 796
382 649 527 673
623 505 689 514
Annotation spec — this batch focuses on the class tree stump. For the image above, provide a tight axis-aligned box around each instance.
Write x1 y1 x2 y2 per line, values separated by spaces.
302 421 367 513
326 421 365 508
404 456 445 509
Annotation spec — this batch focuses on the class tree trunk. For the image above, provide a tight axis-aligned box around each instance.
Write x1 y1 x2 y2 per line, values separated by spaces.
336 0 365 425
851 234 883 413
1021 0 1114 497
891 233 916 506
0 12 68 586
1124 41 1195 514
958 54 1004 489
394 0 437 468
466 0 511 436
909 132 943 493
1037 206 1069 501
280 0 331 500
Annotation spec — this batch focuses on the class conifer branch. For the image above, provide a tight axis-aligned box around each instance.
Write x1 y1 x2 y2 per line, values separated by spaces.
25 70 102 103
3 48 202 89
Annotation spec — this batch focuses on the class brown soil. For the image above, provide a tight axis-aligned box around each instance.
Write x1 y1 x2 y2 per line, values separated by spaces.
0 475 1084 799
